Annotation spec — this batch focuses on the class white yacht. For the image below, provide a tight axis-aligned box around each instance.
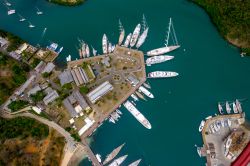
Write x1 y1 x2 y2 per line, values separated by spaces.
116 109 122 115
138 86 154 98
147 46 180 56
5 0 11 6
130 24 141 47
18 14 26 22
103 143 125 165
96 154 102 163
108 43 112 53
109 117 116 124
131 94 139 101
236 99 243 113
66 55 72 62
226 102 231 114
57 47 63 54
124 33 132 47
128 159 142 166
118 19 125 45
7 9 15 15
36 7 43 15
136 27 149 48
102 34 108 54
148 71 179 78
28 22 35 28
232 102 238 113
218 102 223 114
123 101 152 129
147 18 180 56
146 55 174 66
143 82 151 89
199 120 205 132
92 46 97 56
85 44 90 57
108 155 128 166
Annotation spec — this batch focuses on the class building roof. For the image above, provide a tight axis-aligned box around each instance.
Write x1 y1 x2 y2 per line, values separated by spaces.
127 74 139 86
9 51 21 61
42 62 55 74
35 61 45 73
232 142 250 166
0 37 8 47
15 43 28 55
101 56 110 67
78 117 95 136
70 67 90 86
87 81 113 103
43 90 59 105
15 75 36 96
27 85 41 96
63 90 90 118
58 70 73 86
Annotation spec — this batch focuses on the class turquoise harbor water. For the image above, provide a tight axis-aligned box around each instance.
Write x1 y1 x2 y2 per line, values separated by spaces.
1 0 250 165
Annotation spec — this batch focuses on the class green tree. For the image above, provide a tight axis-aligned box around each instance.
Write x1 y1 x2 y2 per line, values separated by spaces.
79 86 89 94
8 100 29 112
30 90 46 103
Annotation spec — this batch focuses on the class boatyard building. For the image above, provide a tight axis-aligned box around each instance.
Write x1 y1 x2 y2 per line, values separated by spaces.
63 90 90 118
87 81 113 104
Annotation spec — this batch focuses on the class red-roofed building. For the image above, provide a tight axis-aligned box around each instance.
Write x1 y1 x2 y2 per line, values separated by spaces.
232 142 250 166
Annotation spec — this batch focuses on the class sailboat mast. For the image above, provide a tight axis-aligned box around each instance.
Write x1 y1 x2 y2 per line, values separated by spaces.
171 19 178 45
165 17 172 47
142 14 147 31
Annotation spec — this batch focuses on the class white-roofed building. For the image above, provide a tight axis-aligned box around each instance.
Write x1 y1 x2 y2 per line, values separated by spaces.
78 117 95 136
0 37 8 47
87 81 113 104
32 106 42 114
15 43 28 55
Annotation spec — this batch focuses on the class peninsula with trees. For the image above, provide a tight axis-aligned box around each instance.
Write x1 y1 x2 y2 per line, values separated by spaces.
47 0 85 6
193 0 250 56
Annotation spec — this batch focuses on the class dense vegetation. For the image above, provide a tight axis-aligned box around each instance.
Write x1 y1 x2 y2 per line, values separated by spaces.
0 117 49 140
0 118 64 166
80 85 89 94
0 29 24 52
47 0 85 6
0 53 29 105
30 90 46 103
193 0 250 55
8 100 29 112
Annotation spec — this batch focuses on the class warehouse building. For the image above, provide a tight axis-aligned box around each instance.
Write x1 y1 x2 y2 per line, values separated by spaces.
63 90 90 118
87 81 113 104
43 89 59 105
58 70 73 86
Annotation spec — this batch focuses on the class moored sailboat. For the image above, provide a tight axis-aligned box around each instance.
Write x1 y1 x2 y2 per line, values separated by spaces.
102 143 125 165
102 34 108 54
130 24 141 47
118 19 125 45
128 159 142 166
147 18 180 56
124 33 132 47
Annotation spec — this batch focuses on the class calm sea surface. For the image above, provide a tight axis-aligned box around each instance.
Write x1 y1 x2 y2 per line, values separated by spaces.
1 0 250 165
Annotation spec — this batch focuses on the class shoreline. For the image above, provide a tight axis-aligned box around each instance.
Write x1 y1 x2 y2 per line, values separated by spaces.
47 0 85 6
192 0 250 56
